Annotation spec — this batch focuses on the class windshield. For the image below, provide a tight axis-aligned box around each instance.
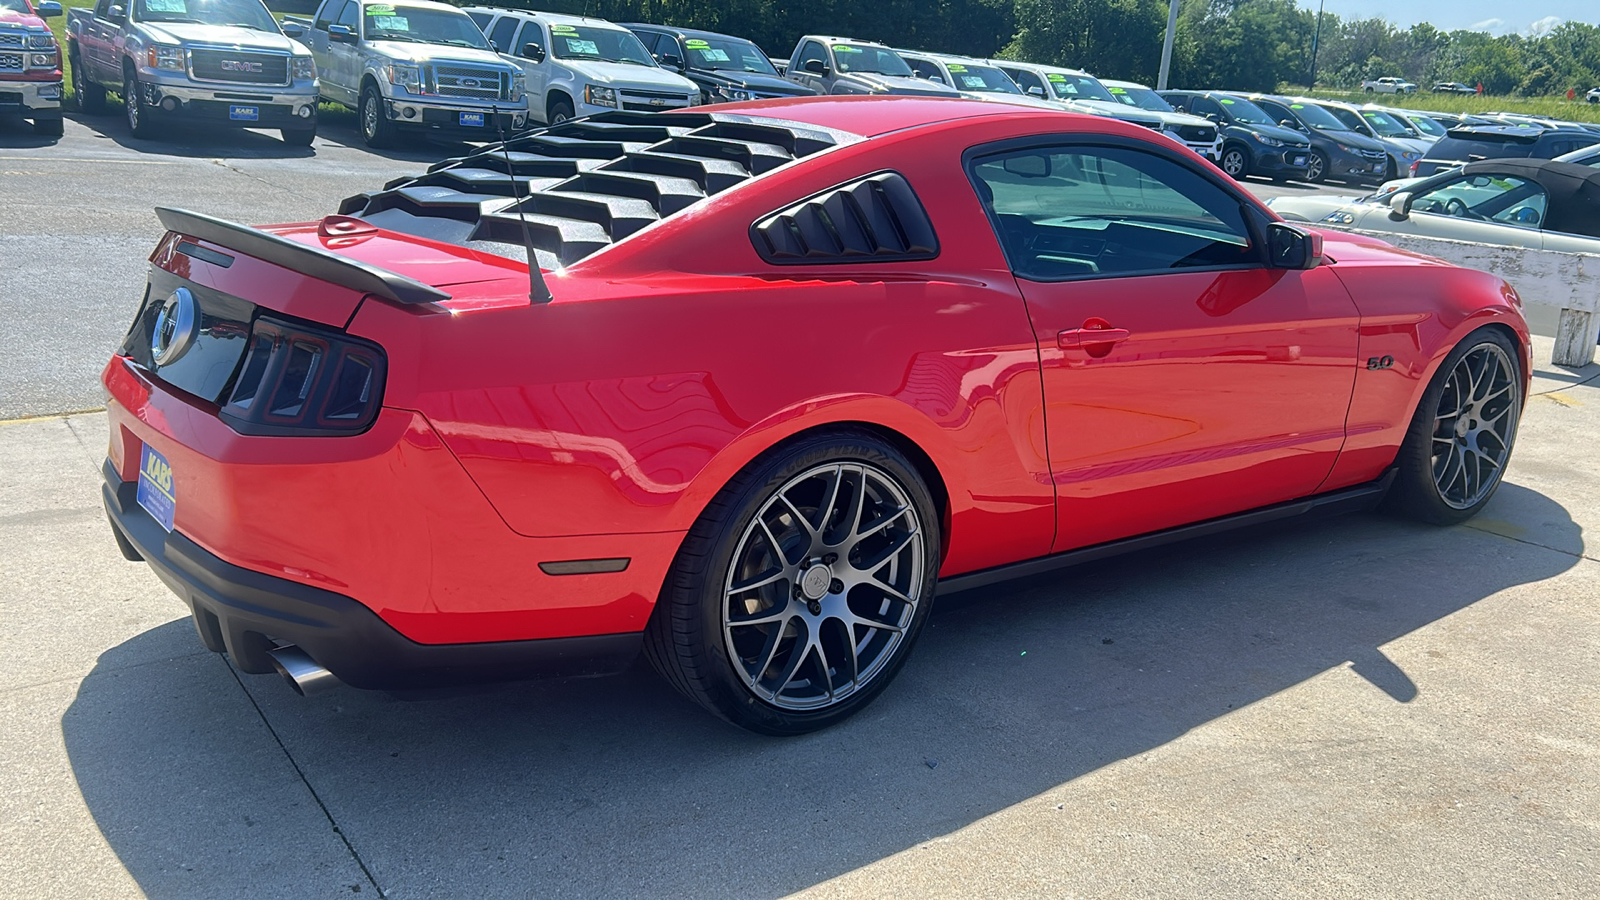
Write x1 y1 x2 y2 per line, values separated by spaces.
363 4 488 49
831 43 912 76
1324 105 1368 133
1046 72 1114 102
1283 101 1346 130
548 23 654 65
1215 96 1273 125
0 0 34 13
134 0 278 30
1107 85 1174 112
680 36 776 74
1362 109 1414 138
1403 114 1448 137
943 62 1021 94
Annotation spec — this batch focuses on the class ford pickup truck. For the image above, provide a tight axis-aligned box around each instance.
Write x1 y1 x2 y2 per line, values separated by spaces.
1 0 64 136
287 0 524 147
66 0 320 144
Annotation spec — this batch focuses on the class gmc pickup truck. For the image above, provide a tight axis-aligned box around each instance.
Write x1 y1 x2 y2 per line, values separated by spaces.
287 0 524 147
1 0 64 136
66 0 320 144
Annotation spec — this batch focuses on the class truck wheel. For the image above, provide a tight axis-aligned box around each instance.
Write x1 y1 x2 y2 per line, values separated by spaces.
71 49 106 113
33 116 64 137
124 71 155 139
549 98 574 124
281 126 316 147
359 85 396 148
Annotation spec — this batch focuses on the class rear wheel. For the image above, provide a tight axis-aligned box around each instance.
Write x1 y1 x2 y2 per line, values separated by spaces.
645 432 940 734
71 48 106 113
1387 328 1521 525
1220 146 1249 179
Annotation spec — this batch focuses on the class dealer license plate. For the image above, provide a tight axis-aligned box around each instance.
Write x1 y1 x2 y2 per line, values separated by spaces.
228 105 259 122
137 444 176 533
459 111 485 127
1291 154 1307 167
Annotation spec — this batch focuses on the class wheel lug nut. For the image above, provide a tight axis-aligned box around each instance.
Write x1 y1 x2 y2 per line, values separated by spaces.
823 553 838 565
807 600 822 615
830 578 845 594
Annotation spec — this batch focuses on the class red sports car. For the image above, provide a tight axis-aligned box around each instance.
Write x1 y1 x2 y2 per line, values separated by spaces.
103 97 1528 734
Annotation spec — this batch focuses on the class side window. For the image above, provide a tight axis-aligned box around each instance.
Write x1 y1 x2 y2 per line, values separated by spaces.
335 0 357 31
1188 96 1221 120
313 0 345 29
1326 106 1365 131
1255 99 1292 126
516 22 544 57
660 37 686 64
971 145 1255 280
907 59 943 82
634 30 661 54
1161 93 1189 112
796 41 827 73
94 0 114 17
465 10 491 31
488 16 517 53
1008 69 1043 95
1412 174 1548 229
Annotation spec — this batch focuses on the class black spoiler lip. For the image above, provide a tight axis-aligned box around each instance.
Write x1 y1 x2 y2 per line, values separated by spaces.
155 207 453 306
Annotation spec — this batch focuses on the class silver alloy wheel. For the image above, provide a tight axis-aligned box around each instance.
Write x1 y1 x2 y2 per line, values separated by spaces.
1431 343 1517 509
125 76 139 132
721 462 926 711
551 110 570 123
1222 149 1246 177
1307 152 1325 181
362 93 379 141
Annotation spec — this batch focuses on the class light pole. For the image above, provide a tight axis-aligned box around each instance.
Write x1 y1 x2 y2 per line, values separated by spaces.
1308 0 1326 89
1157 0 1180 89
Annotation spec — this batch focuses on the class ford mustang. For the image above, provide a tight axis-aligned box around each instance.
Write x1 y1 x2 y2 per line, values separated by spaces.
102 97 1529 734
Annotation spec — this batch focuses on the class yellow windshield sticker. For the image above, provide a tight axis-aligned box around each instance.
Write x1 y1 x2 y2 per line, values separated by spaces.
684 39 710 48
947 63 967 72
550 23 577 33
833 45 862 52
1047 73 1066 81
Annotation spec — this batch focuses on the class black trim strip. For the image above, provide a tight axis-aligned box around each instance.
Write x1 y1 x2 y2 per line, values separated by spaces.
937 471 1396 595
155 207 452 306
539 558 632 575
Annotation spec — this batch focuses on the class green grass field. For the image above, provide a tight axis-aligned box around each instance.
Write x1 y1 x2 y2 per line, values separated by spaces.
1293 87 1600 124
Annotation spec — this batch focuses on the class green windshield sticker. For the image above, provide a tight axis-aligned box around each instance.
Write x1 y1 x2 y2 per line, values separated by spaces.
1290 103 1305 109
947 63 967 72
1220 98 1235 104
684 39 710 48
1046 73 1066 81
371 15 407 29
364 3 394 13
145 0 187 11
550 23 577 33
1109 86 1126 93
832 45 862 52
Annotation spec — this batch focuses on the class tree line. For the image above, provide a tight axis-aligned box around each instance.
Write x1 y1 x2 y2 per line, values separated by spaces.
475 0 1599 96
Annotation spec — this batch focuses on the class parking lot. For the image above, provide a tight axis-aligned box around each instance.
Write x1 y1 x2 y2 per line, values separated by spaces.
4 110 1600 899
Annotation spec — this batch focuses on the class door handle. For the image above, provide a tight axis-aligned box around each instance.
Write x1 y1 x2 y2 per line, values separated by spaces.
1058 326 1131 348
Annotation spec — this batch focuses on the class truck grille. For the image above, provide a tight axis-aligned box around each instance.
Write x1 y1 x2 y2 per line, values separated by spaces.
1176 124 1216 143
0 31 25 48
0 52 21 71
189 48 289 86
619 89 691 112
430 65 509 101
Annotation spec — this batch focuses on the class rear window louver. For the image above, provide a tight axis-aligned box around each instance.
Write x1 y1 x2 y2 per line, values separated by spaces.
337 111 856 269
749 171 939 264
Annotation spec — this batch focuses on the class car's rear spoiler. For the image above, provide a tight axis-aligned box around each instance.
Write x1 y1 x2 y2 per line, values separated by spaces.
155 207 452 306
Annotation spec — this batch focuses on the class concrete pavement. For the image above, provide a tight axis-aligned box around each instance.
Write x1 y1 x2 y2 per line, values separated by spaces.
1 336 1596 898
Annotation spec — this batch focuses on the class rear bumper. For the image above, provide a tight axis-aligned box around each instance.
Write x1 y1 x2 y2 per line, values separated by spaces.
103 461 642 689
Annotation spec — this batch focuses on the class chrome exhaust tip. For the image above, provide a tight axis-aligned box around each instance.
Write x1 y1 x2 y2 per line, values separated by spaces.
266 645 341 696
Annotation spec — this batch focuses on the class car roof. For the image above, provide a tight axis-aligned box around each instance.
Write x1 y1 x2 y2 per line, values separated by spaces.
371 0 461 10
464 7 624 28
621 23 757 43
803 35 892 47
1459 158 1600 236
992 60 1092 76
1099 79 1152 90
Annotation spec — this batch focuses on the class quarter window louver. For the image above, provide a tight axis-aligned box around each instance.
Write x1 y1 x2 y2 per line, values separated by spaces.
749 171 940 265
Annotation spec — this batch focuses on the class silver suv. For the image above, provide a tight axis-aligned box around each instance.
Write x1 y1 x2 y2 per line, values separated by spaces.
464 7 698 124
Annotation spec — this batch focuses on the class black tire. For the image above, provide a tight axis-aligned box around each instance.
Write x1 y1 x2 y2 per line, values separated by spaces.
1386 327 1522 526
72 48 106 113
124 70 154 139
548 98 574 124
1219 145 1249 180
358 84 396 148
33 116 64 137
1305 150 1328 183
645 430 941 735
281 126 316 146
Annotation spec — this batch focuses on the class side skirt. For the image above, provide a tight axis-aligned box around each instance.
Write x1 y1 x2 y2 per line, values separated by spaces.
937 470 1397 596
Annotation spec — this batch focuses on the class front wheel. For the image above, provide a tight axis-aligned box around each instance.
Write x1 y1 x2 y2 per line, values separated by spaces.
358 85 396 148
645 432 940 734
1306 150 1328 183
1386 328 1522 525
548 99 574 124
1220 146 1249 180
124 71 154 138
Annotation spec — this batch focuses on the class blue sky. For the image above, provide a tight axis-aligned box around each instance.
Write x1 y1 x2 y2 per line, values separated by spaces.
1297 0 1595 35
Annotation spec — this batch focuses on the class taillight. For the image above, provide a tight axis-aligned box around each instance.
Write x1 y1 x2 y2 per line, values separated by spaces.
220 316 386 436
1409 160 1419 176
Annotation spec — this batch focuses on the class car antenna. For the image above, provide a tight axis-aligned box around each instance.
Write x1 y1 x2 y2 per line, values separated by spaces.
491 105 552 304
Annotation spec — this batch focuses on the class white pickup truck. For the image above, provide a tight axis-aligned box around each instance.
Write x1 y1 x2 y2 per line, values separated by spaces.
1362 77 1417 94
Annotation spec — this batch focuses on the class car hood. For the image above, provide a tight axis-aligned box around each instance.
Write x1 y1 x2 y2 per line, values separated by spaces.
694 68 815 95
1378 135 1432 156
0 9 47 28
139 23 304 54
562 58 698 92
1155 109 1217 130
837 73 962 97
1066 99 1163 128
365 40 506 68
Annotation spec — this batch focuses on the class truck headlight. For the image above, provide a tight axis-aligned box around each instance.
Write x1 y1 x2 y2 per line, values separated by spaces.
584 85 616 108
714 86 752 102
291 56 316 80
386 64 421 92
146 44 183 71
28 33 56 50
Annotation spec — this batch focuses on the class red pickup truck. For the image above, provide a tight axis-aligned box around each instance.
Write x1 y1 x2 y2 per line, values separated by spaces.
0 0 63 136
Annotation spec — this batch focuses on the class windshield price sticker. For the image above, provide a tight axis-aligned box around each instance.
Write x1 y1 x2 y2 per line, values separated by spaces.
833 45 862 52
365 3 395 13
550 23 576 33
565 38 598 54
145 0 187 11
699 48 730 62
372 15 407 30
685 39 710 48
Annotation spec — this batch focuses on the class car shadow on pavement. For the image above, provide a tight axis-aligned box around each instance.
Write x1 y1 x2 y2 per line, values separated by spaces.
0 114 62 147
62 484 1582 898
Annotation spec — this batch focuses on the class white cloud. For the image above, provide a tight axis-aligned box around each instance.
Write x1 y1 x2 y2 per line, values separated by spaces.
1527 15 1562 36
1469 18 1505 33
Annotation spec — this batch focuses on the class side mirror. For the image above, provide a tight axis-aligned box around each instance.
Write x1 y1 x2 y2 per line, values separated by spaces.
1279 118 1302 131
36 0 62 16
659 54 682 71
328 24 357 44
1269 222 1323 269
1026 85 1044 97
1388 191 1413 220
106 4 125 21
280 20 305 38
802 59 828 76
522 43 545 62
